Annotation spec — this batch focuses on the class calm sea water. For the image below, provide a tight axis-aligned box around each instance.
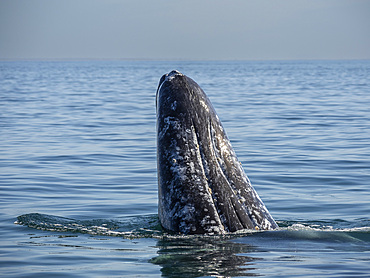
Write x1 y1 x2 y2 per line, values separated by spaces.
1 60 369 277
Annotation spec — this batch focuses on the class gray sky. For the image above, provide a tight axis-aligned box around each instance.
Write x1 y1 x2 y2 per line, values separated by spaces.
1 0 369 60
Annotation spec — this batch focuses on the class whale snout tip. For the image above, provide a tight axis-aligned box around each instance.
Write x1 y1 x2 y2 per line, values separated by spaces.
165 70 183 81
168 70 183 76
158 70 184 89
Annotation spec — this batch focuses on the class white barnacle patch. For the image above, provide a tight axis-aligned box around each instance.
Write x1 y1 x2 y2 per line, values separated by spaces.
188 161 195 173
171 100 177 111
159 116 181 139
178 204 197 233
171 165 187 181
200 215 224 235
199 99 209 112
219 138 231 157
262 218 273 229
201 215 211 226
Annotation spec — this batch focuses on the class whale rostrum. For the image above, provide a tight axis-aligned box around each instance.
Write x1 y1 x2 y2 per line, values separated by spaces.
156 70 278 235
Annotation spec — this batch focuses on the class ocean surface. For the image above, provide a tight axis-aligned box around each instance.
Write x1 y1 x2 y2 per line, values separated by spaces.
1 60 369 277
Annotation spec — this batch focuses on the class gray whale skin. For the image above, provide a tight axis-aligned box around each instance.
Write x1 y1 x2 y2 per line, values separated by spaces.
156 70 278 235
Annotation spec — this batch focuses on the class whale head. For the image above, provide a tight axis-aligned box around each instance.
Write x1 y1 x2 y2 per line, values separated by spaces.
156 70 278 235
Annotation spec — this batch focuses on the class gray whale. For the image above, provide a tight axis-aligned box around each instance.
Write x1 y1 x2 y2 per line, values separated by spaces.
156 70 278 235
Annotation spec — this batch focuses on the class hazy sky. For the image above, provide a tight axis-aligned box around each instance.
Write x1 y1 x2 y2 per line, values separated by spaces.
1 0 369 60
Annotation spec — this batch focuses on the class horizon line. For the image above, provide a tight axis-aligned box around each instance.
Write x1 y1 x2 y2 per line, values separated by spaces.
1 57 369 62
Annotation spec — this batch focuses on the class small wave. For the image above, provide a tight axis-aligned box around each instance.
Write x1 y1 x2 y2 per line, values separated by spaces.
15 213 163 238
15 213 370 240
277 219 370 232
